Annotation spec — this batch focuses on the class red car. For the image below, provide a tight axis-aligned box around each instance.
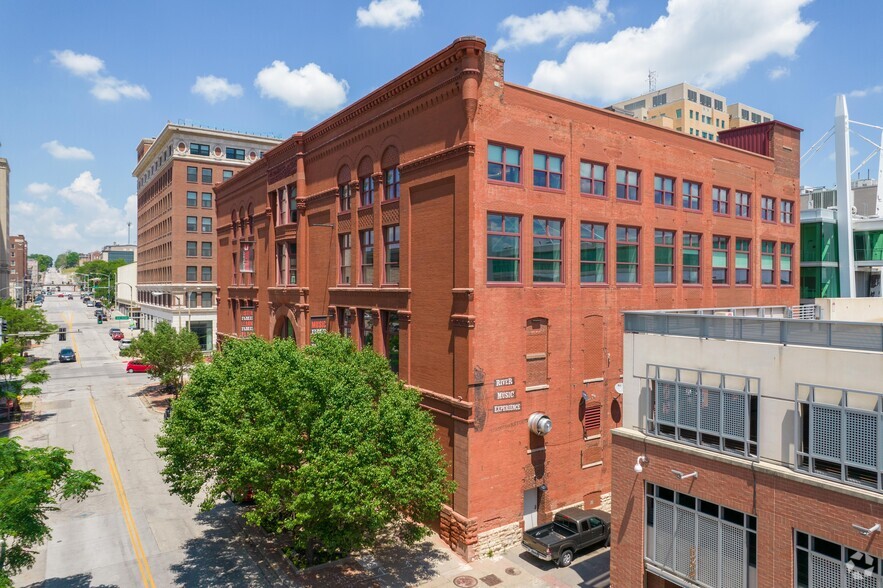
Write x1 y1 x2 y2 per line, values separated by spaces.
125 360 152 373
111 331 124 341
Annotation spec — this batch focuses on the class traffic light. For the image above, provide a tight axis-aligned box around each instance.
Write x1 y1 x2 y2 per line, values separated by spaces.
58 327 67 342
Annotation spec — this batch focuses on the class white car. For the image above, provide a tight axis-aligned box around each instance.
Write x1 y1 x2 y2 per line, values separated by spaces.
119 339 133 351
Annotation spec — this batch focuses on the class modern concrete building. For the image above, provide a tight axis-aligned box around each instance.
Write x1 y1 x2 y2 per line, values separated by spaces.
9 234 27 305
612 300 883 588
132 123 281 351
213 38 802 560
101 243 137 264
0 158 10 298
115 261 138 326
609 83 773 142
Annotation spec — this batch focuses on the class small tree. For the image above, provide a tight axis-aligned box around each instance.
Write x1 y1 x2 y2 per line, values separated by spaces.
0 299 56 356
27 255 52 273
128 322 202 392
0 438 101 586
157 334 453 566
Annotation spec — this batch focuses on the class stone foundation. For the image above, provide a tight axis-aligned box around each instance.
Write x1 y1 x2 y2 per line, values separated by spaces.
476 521 522 559
439 505 478 561
600 492 611 512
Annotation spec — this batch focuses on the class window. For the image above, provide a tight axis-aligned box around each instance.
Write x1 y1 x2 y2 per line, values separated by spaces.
288 243 297 284
186 266 197 282
795 531 882 588
759 196 775 221
687 89 697 102
713 98 724 111
186 191 197 207
780 200 794 224
339 234 352 284
201 242 212 257
699 94 712 107
741 108 749 120
580 223 606 283
654 230 675 284
359 310 374 349
712 236 729 284
201 192 212 208
360 175 375 206
654 175 675 206
201 266 212 282
488 143 521 184
339 183 352 212
384 225 400 284
359 229 374 285
675 108 682 119
682 181 701 210
288 184 298 222
201 217 212 233
533 218 563 282
382 311 400 374
277 188 287 225
751 112 761 124
223 169 233 181
761 241 775 285
780 243 793 285
712 187 729 215
190 143 210 156
186 166 198 182
652 93 667 107
186 241 197 257
384 166 400 200
487 213 521 282
579 161 606 196
239 242 254 273
226 147 245 160
201 168 212 184
186 216 197 232
525 318 548 388
533 153 563 189
616 226 639 283
683 233 701 284
584 402 601 437
616 168 640 201
735 238 751 285
735 191 750 218
201 292 213 308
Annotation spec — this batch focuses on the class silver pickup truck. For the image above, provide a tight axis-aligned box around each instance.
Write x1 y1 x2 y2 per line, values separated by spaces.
521 508 610 567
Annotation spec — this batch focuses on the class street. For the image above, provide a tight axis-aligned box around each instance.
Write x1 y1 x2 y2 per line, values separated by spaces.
9 295 273 588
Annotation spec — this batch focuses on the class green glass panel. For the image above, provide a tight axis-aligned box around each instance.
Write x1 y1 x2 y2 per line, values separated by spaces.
505 148 520 165
617 244 638 263
655 246 673 264
488 235 518 258
488 259 518 282
682 250 700 266
761 255 774 270
488 144 503 162
581 263 604 283
712 251 727 267
533 238 561 260
549 156 562 173
735 253 749 269
581 243 605 262
780 257 791 271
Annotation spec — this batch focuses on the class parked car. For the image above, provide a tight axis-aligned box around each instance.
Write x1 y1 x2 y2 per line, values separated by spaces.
57 293 64 298
86 300 94 307
125 359 152 373
109 327 122 337
67 295 73 300
119 339 133 351
112 331 124 341
93 309 103 317
94 301 103 308
58 348 77 363
521 508 610 567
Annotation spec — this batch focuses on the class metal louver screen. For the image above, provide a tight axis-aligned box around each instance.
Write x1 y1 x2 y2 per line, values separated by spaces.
657 382 676 425
812 405 842 460
846 411 877 468
720 524 745 588
655 501 675 570
678 385 698 428
700 388 721 432
722 393 745 438
697 515 720 586
674 509 696 577
811 553 841 587
584 403 601 435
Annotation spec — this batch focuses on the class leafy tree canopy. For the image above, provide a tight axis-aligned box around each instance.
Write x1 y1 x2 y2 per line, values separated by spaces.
127 322 202 391
53 251 81 270
157 334 453 565
0 299 53 399
0 298 56 354
26 255 52 273
0 438 101 586
74 259 129 303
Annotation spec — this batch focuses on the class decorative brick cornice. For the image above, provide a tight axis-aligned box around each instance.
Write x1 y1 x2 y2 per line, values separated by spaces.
304 187 338 203
400 142 475 174
450 313 476 329
398 310 412 324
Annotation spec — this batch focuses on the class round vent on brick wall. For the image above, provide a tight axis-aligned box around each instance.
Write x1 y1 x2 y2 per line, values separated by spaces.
528 412 552 436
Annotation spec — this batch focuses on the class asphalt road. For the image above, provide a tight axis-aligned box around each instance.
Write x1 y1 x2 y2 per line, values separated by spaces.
10 295 272 588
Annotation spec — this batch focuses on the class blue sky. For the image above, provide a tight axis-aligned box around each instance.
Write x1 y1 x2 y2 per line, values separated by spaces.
1 0 881 256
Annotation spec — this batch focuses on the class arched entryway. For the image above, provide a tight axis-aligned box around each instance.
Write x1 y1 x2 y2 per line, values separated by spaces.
271 305 298 343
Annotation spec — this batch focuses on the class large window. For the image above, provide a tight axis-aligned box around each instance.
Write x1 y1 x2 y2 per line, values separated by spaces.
384 166 400 200
384 225 399 284
781 243 793 285
201 217 212 233
277 188 288 225
190 143 210 156
683 180 701 210
487 213 520 282
186 266 197 282
712 187 729 215
488 143 521 184
580 223 606 283
645 483 757 588
239 243 254 273
186 191 197 207
713 236 729 284
616 168 640 201
361 175 375 207
201 242 212 257
222 169 234 181
186 166 198 182
683 233 701 284
201 168 212 184
201 192 212 208
761 241 775 285
795 531 882 588
780 200 794 224
226 147 245 160
533 218 563 283
579 162 606 196
654 230 675 284
186 216 197 232
533 153 563 189
339 234 351 284
735 191 750 218
359 229 374 285
339 183 352 212
647 365 758 457
761 196 776 221
654 176 675 207
186 241 197 257
735 238 750 285
288 243 297 284
616 226 639 283
288 184 298 222
201 266 212 282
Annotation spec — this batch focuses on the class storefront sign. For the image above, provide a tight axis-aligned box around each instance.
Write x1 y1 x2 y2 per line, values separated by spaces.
493 402 522 414
495 390 516 401
494 376 515 387
240 306 255 336
310 316 328 335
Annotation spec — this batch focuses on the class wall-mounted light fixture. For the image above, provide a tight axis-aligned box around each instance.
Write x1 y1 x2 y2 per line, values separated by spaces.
538 484 548 492
634 456 648 474
672 469 698 480
852 523 881 536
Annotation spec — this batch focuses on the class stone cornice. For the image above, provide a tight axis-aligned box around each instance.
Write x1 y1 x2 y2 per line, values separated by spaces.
303 187 339 203
400 142 475 174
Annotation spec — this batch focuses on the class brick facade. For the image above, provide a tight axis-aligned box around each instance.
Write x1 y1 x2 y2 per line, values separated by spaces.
214 37 801 561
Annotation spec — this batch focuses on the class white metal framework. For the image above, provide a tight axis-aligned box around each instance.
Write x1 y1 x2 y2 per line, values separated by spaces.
795 530 881 587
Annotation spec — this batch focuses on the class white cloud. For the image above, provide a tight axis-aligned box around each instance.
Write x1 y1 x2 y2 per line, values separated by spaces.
768 66 790 81
530 0 815 104
492 1 611 53
25 182 55 199
52 49 150 102
356 0 422 29
42 140 94 161
191 75 244 104
849 84 883 99
255 61 348 114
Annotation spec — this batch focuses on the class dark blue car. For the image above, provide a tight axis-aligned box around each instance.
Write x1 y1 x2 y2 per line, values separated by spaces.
58 348 76 363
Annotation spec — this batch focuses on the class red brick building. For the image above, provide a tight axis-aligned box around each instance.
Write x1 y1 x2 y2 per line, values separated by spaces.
214 37 801 560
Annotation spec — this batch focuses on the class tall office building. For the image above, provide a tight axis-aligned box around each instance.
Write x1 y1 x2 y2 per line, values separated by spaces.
0 158 10 299
132 124 280 350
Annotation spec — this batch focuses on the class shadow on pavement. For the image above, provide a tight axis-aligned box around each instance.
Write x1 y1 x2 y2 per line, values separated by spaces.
368 539 452 587
22 572 117 588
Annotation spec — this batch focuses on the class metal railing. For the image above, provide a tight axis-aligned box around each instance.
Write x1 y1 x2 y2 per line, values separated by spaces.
624 310 883 353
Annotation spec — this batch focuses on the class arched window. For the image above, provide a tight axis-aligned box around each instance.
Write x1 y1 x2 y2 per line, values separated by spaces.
381 146 401 201
358 157 374 207
337 165 352 211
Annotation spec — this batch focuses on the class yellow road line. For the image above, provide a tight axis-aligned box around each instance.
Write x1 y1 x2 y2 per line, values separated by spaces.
89 396 157 588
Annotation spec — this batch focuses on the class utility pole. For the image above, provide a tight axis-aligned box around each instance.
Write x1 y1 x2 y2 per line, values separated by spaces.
834 95 856 297
127 221 132 245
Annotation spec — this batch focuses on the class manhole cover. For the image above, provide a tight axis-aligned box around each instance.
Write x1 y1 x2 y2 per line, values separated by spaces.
504 567 521 576
480 575 503 586
453 576 478 588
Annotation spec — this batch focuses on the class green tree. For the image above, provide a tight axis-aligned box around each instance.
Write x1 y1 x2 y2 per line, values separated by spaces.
26 255 52 273
0 438 101 586
0 299 57 356
127 322 202 392
53 251 81 270
157 334 453 566
75 259 128 304
0 300 52 401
